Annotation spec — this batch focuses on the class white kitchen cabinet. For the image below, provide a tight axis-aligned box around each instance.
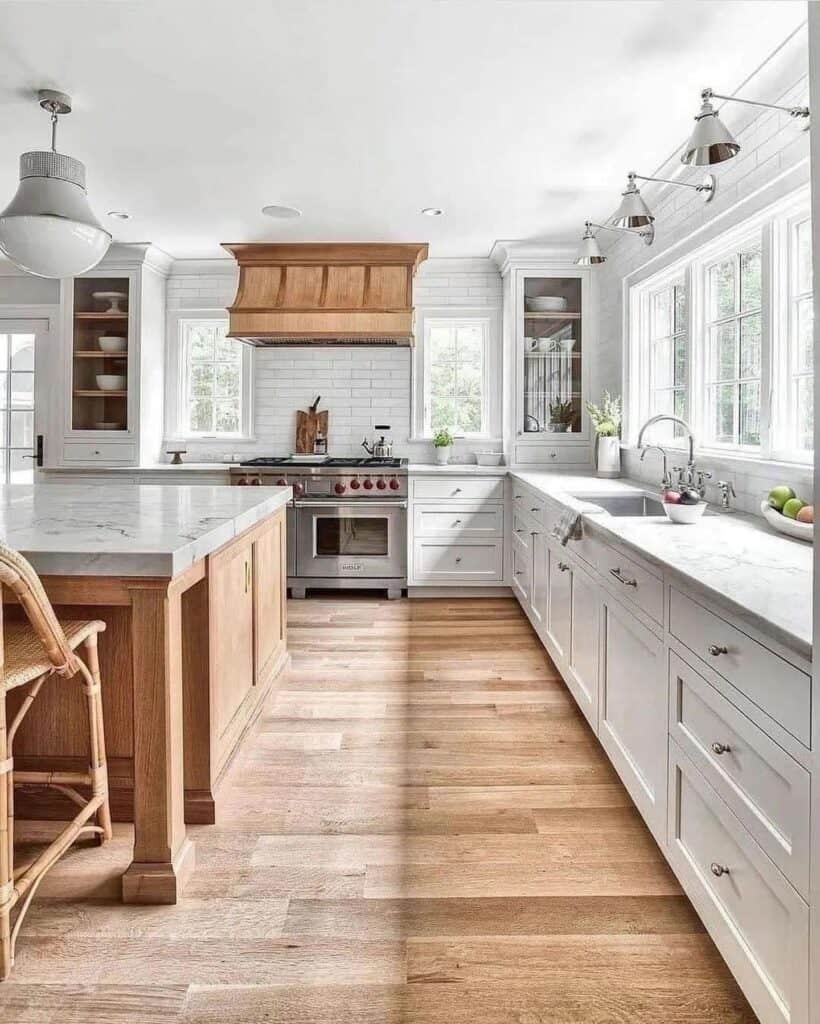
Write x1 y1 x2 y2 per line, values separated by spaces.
528 527 548 632
546 543 572 662
599 590 667 844
511 534 530 604
566 556 600 732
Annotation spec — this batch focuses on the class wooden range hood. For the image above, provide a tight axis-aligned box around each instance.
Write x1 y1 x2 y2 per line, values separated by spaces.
222 242 429 346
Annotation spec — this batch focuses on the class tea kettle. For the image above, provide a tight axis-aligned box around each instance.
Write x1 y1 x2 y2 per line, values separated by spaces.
361 424 393 458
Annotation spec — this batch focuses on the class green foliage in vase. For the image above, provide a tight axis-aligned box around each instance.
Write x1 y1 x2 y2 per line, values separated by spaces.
548 400 574 426
586 391 622 436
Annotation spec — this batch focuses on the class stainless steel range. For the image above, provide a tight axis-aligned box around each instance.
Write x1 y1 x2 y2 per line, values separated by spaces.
231 456 407 598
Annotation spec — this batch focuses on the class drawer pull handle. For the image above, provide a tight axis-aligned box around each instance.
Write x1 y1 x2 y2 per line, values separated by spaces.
609 567 637 588
711 742 731 756
454 519 462 525
514 570 523 576
455 555 462 563
549 452 556 459
515 528 524 534
453 487 462 494
558 561 570 572
708 644 729 657
710 862 730 878
514 494 523 499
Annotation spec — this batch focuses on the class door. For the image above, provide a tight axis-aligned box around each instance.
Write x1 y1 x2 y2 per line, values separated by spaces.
528 528 548 632
546 543 572 662
254 511 287 686
296 502 406 579
209 533 255 743
566 558 600 732
599 594 666 843
0 319 49 481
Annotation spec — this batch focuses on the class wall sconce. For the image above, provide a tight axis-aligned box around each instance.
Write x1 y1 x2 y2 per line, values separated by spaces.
574 219 655 266
611 171 716 229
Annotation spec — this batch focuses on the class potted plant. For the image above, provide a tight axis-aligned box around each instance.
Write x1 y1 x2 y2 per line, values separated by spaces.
548 400 574 433
432 428 454 465
586 391 622 478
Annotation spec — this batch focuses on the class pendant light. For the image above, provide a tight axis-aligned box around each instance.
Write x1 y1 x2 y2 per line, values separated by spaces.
682 87 809 166
0 90 111 279
574 219 655 267
611 171 716 230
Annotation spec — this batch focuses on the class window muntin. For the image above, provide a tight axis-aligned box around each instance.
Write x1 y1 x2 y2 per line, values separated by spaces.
0 332 35 483
790 217 813 453
648 280 687 441
704 241 762 450
423 319 488 436
180 320 244 437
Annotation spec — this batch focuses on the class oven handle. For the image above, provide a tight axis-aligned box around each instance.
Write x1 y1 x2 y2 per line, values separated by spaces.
294 500 407 510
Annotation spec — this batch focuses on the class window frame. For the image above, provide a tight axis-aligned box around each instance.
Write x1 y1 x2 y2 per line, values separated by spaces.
411 307 501 442
646 275 689 441
166 312 254 441
628 189 811 466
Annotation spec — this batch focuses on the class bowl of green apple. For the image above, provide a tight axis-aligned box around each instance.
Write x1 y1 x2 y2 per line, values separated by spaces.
761 486 813 542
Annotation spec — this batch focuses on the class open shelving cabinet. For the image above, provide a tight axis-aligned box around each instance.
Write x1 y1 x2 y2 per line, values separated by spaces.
70 277 132 432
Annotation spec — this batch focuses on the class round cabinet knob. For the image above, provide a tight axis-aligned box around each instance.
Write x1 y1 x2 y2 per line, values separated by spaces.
276 477 287 486
363 478 374 490
389 478 400 491
710 862 730 878
708 644 729 657
455 555 462 563
376 478 387 490
293 482 305 497
350 478 361 490
549 451 557 459
711 742 731 756
334 481 346 495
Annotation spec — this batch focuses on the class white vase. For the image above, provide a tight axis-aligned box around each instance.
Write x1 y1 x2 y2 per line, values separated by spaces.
596 435 621 478
435 447 450 465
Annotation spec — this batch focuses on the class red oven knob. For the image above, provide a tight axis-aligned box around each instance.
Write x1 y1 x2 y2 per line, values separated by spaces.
276 477 287 486
376 477 387 490
350 477 361 490
389 477 400 490
293 481 305 497
334 481 347 495
363 478 374 490
251 475 262 486
236 475 248 486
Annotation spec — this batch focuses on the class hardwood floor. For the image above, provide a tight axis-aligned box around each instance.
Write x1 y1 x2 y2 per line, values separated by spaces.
1 596 757 1023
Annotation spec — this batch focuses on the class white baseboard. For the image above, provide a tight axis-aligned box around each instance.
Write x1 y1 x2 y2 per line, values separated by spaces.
406 586 513 599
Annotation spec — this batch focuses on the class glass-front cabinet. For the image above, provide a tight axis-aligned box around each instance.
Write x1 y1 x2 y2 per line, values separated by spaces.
521 276 583 436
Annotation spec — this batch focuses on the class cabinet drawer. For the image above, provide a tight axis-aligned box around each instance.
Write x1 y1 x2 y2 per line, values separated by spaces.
669 588 810 747
412 476 504 501
511 509 534 549
668 743 809 1024
590 536 663 626
513 445 591 466
63 441 137 464
511 489 546 524
413 503 503 538
670 651 810 897
413 539 503 582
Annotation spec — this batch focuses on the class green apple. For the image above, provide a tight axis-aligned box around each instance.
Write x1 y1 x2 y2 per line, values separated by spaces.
768 485 795 510
782 497 806 520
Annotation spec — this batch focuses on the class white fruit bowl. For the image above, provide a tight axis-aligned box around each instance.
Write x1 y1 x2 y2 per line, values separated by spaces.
663 501 707 524
96 374 126 391
98 335 127 353
475 451 503 466
760 500 813 542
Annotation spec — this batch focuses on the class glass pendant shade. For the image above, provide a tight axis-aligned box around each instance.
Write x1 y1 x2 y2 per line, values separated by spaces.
611 181 654 229
682 99 740 166
575 231 606 266
0 151 111 278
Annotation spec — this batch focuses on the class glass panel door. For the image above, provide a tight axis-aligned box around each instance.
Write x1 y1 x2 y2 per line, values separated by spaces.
522 276 582 434
315 515 389 556
0 321 45 483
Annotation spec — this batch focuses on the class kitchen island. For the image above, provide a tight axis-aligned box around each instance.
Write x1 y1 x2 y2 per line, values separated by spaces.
0 483 290 904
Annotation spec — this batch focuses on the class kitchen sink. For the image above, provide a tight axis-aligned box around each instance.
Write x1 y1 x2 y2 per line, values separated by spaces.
574 494 666 517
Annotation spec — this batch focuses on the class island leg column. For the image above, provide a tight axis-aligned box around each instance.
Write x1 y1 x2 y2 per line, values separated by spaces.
122 579 195 903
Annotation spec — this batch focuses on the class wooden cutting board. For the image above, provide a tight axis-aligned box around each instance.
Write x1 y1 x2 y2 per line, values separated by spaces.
295 397 329 453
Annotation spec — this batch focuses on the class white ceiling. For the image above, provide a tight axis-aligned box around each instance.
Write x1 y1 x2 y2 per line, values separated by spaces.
0 1 808 259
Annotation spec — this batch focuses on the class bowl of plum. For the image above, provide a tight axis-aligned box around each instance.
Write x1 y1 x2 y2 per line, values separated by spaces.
662 487 707 524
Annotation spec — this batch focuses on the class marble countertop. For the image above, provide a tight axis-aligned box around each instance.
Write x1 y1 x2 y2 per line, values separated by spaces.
41 463 234 473
407 463 508 475
511 471 813 659
0 484 291 578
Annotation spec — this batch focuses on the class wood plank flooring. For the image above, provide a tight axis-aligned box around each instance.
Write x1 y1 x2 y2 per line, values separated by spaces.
1 596 757 1023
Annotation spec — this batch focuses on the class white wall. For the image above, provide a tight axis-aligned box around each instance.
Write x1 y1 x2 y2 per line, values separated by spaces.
165 257 503 461
596 32 811 515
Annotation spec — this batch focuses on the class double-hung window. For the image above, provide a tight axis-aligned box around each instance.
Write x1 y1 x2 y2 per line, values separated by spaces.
648 279 687 441
789 217 813 453
422 317 490 437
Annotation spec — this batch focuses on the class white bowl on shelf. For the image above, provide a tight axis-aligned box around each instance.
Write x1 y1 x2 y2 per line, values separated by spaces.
94 421 125 431
526 296 568 313
759 500 813 542
96 374 127 391
663 501 707 524
98 335 127 353
558 338 576 353
474 452 503 466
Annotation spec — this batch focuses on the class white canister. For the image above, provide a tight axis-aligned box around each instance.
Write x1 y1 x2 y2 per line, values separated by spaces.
435 447 450 465
596 435 621 478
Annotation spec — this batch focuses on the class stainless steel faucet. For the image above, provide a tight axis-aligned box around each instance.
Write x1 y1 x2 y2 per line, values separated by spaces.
639 445 671 489
717 479 736 511
636 414 697 484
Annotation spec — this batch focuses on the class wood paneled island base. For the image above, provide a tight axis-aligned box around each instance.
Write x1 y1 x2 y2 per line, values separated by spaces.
2 490 289 905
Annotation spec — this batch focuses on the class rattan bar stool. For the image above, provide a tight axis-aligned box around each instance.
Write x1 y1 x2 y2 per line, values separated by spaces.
0 541 112 980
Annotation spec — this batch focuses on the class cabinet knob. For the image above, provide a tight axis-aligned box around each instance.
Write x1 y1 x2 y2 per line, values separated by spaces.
530 507 540 513
710 862 730 878
453 487 462 494
708 644 729 657
558 561 570 572
454 519 462 525
549 452 556 459
711 742 731 756
455 555 462 563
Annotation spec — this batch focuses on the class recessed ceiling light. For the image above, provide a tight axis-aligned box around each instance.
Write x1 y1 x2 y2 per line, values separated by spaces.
421 207 444 217
107 210 130 220
262 204 302 219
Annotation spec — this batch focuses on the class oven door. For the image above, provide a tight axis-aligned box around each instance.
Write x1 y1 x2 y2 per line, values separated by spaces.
295 501 407 579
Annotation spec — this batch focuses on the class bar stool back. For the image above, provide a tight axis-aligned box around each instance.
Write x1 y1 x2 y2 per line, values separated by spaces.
0 541 112 980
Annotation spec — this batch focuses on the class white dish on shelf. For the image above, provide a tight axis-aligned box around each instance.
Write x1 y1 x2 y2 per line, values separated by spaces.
96 374 127 391
526 296 568 313
94 421 125 431
663 501 707 524
474 452 503 466
760 500 813 542
98 335 127 353
91 291 128 313
536 338 554 353
558 338 577 353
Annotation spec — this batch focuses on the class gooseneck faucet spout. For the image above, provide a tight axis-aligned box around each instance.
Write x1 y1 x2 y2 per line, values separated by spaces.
636 414 696 469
